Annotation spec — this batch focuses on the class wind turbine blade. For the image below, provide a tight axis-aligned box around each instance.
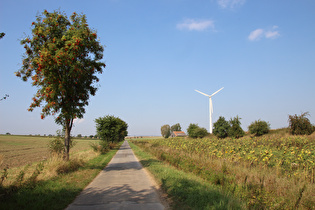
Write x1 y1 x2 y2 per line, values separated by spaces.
195 90 210 97
211 87 224 97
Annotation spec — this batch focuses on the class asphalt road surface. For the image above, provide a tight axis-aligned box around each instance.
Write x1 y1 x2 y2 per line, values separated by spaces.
66 140 165 210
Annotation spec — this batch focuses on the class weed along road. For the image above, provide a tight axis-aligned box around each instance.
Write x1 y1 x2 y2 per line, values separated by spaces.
66 140 165 210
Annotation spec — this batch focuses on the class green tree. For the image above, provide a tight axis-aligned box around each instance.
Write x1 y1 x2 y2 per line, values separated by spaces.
288 112 314 135
248 120 270 136
0 33 4 39
187 123 199 138
161 124 171 138
95 115 128 143
187 123 208 138
171 123 182 132
228 116 245 139
213 116 230 139
15 10 105 160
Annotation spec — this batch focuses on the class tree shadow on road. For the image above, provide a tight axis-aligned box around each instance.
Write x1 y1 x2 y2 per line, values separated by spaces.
69 184 161 207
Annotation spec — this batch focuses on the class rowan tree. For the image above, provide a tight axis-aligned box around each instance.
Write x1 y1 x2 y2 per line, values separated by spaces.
15 10 105 160
288 112 314 135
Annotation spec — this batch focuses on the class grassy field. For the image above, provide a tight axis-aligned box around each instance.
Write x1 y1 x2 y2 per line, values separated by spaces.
0 135 96 170
0 135 122 209
131 132 315 209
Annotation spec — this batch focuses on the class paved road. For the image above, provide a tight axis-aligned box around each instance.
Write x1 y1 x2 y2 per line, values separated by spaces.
66 141 165 210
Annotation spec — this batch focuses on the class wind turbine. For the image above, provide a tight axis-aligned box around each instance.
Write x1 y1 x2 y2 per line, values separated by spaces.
195 87 224 134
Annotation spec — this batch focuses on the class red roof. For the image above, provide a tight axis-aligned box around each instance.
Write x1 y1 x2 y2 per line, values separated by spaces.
172 131 186 136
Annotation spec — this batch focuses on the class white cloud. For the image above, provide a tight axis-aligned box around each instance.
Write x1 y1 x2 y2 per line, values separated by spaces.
176 19 215 31
217 0 246 9
248 26 280 41
265 31 280 39
248 28 264 41
265 26 280 39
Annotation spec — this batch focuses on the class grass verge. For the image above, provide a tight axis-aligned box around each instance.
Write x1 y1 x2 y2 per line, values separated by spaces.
129 140 244 209
0 142 122 210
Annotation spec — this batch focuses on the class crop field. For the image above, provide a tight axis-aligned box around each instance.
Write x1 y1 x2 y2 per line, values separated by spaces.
0 135 96 170
0 134 122 210
132 133 315 209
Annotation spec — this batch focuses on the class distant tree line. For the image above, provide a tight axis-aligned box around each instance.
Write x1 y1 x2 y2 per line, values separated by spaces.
160 112 314 139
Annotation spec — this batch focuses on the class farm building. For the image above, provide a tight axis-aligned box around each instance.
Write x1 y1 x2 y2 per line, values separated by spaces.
170 131 187 137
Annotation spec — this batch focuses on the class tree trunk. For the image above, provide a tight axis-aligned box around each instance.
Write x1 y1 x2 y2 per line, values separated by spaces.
63 119 73 161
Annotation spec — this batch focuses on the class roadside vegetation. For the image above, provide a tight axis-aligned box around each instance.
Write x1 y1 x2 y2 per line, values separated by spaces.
0 135 122 209
129 141 244 209
131 129 315 209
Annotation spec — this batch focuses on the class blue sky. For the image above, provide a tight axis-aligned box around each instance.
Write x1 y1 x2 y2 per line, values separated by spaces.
0 0 314 136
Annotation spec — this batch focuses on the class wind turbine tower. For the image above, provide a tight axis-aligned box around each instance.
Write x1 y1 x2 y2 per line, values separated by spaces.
195 87 224 134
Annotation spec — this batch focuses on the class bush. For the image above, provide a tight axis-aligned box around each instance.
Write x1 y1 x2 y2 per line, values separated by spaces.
48 130 76 155
213 116 230 139
228 116 245 139
288 112 314 135
187 124 208 138
161 124 171 138
90 140 109 154
194 127 209 138
56 158 84 174
248 120 270 136
48 137 63 155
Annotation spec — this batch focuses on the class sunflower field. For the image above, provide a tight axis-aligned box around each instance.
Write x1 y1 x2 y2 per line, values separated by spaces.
132 134 315 209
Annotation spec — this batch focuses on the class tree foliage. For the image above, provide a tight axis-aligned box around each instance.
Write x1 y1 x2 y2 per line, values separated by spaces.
95 115 128 143
15 10 105 160
161 124 171 138
248 120 270 136
0 94 9 102
187 123 208 138
171 123 182 132
228 116 245 139
213 116 230 139
0 33 4 39
288 112 314 135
